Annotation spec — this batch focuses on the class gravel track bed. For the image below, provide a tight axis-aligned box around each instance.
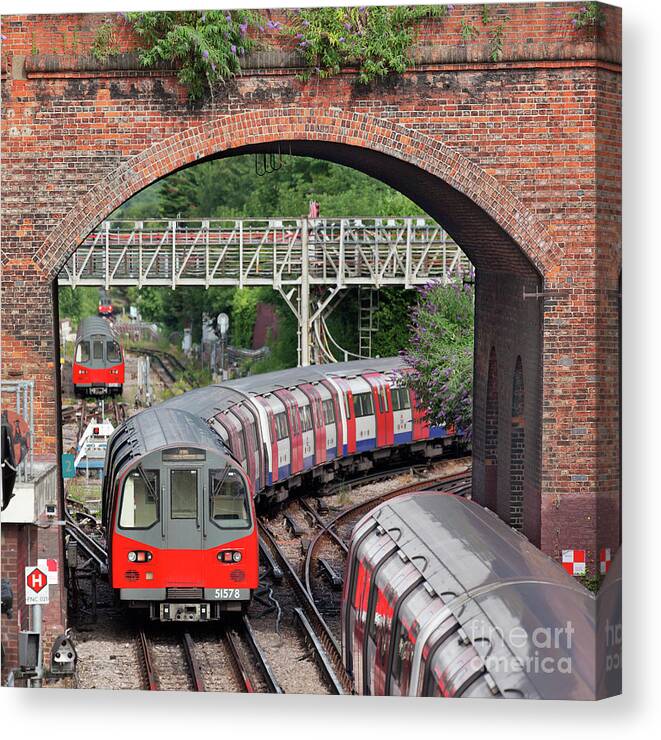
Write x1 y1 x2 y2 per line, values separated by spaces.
192 628 243 693
148 632 193 691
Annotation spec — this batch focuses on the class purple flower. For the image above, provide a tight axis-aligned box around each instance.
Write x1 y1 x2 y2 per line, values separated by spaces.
258 25 265 32
344 22 352 30
571 18 578 26
211 62 216 72
117 12 128 20
202 49 209 59
0 33 6 41
225 14 232 22
447 4 454 12
295 32 303 39
359 6 367 11
267 20 281 30
231 44 237 54
299 39 310 48
302 19 310 27
239 22 248 35
339 36 346 43
200 14 206 22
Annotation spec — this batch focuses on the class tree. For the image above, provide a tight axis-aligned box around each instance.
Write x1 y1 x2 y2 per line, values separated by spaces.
400 282 474 437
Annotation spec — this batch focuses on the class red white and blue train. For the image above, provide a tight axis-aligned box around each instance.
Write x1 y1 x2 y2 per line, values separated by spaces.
102 358 456 621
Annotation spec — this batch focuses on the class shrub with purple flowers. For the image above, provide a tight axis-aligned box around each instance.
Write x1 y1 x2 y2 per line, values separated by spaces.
285 5 449 83
399 281 474 439
123 10 265 100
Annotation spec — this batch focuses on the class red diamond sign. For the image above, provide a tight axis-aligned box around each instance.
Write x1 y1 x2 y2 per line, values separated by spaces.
25 567 50 604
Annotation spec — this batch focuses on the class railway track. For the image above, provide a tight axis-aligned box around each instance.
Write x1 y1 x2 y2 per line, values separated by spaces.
131 347 194 386
302 469 472 601
137 620 283 694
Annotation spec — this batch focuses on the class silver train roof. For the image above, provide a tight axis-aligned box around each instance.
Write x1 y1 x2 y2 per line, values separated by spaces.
162 357 406 420
368 493 597 700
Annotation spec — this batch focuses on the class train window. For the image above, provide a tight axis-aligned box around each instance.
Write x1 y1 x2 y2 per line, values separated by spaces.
274 413 289 441
76 341 90 363
170 469 198 519
107 341 121 363
119 469 159 529
353 392 374 418
322 399 335 424
391 387 411 411
300 404 313 432
209 468 250 528
92 339 104 360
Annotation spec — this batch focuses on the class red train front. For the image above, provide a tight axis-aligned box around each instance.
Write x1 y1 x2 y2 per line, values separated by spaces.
102 406 258 621
73 316 125 398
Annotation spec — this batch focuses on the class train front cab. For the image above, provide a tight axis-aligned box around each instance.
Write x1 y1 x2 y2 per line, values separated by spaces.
342 517 497 698
110 445 257 622
73 331 124 397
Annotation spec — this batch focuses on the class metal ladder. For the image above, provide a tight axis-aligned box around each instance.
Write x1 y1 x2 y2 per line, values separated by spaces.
358 287 379 358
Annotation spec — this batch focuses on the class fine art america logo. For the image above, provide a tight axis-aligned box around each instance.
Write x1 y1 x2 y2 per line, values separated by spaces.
469 622 577 675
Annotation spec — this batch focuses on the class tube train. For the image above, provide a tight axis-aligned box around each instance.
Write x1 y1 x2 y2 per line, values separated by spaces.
98 289 114 317
341 493 600 700
73 316 125 398
102 358 458 621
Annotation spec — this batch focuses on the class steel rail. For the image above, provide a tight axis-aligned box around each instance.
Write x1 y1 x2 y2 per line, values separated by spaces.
138 630 160 691
257 521 351 694
293 608 344 695
240 615 284 694
224 629 256 693
182 631 206 692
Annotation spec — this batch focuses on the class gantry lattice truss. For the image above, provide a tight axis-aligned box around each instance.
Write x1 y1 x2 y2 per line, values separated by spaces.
58 217 472 365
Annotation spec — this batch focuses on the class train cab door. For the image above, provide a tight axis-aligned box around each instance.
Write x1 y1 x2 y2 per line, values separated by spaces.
88 333 107 372
162 450 205 585
332 378 356 455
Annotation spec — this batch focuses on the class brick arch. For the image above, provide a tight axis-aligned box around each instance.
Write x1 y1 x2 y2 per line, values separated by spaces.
35 108 558 279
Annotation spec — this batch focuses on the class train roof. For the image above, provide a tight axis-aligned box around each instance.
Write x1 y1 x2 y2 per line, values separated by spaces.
161 357 406 419
368 493 597 700
107 405 229 470
76 316 116 340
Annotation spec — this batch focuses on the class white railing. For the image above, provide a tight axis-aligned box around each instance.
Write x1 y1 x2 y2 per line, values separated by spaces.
58 217 472 289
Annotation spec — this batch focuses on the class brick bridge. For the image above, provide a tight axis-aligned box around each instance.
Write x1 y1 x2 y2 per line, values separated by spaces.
0 3 621 672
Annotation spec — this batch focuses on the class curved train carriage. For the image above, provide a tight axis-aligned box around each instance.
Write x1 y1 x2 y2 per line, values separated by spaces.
341 493 599 699
161 357 454 503
102 406 257 621
73 316 125 398
103 357 457 621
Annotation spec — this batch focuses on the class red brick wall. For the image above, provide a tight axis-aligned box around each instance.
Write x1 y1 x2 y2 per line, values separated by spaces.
0 4 621 575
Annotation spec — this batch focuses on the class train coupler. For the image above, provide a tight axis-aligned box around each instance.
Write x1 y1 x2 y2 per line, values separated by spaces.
157 602 210 622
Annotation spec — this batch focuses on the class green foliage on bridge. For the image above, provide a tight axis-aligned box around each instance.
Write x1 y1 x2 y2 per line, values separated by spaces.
124 9 264 100
286 5 447 83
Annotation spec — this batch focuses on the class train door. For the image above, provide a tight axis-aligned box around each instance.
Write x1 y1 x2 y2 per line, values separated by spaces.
256 398 279 484
87 333 108 372
232 405 260 493
274 390 303 475
390 385 413 444
162 451 205 584
330 378 356 455
320 379 344 457
410 389 430 441
364 373 394 448
300 383 326 465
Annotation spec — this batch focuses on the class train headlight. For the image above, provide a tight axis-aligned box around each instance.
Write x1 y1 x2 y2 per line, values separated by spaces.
217 550 242 563
128 550 152 563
